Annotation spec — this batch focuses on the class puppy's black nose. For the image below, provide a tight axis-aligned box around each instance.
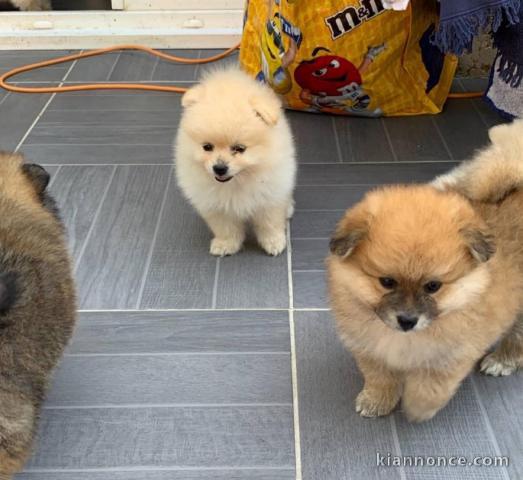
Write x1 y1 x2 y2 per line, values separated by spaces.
213 164 229 176
397 314 418 331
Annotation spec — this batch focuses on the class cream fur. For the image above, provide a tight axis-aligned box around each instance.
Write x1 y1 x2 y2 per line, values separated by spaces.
175 67 296 256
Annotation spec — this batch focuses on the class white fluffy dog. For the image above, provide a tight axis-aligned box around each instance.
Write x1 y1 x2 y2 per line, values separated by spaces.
175 67 296 256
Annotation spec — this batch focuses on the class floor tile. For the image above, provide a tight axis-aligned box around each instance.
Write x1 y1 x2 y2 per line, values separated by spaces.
152 49 200 81
395 378 507 480
0 91 53 150
47 354 291 405
293 271 328 309
75 165 170 309
295 311 402 480
294 185 373 210
39 108 180 126
297 162 456 186
0 50 72 82
66 53 119 82
434 99 490 160
291 211 341 238
292 238 328 271
18 471 295 480
69 310 290 354
472 373 523 479
215 241 289 309
139 182 216 309
335 116 395 163
196 49 239 78
48 165 114 259
26 406 294 469
48 91 181 111
25 124 174 145
109 51 159 81
382 116 452 162
20 144 173 165
287 111 339 163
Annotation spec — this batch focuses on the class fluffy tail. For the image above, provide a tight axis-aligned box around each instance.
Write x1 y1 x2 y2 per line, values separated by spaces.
432 119 523 202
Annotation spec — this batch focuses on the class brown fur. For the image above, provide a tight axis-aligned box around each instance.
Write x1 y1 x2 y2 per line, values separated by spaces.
327 185 523 422
0 152 76 478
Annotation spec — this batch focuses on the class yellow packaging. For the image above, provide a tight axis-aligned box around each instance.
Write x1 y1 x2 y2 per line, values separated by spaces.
240 0 458 116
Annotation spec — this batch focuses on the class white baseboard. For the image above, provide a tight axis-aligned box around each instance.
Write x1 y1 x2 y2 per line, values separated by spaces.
0 10 243 49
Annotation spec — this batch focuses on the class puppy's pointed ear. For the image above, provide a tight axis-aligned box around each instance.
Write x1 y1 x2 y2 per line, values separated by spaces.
181 84 205 108
329 206 368 258
249 93 281 126
22 164 50 195
461 227 496 263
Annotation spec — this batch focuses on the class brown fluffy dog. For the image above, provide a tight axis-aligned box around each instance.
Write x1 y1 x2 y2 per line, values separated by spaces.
0 153 76 478
327 181 523 422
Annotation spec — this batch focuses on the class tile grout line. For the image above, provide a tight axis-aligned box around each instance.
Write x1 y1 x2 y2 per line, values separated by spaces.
13 54 81 153
28 160 458 165
470 376 511 480
380 117 399 162
135 170 172 309
470 99 491 129
23 466 296 473
193 49 204 80
456 78 492 129
0 91 10 108
47 165 62 189
149 54 161 80
430 116 455 161
105 52 122 81
331 116 343 163
65 351 291 357
73 165 117 274
389 415 408 480
76 307 331 313
43 402 293 410
287 220 303 480
211 257 221 309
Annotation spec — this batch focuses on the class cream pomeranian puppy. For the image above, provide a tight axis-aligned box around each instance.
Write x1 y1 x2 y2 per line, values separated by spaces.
327 120 523 422
175 67 296 256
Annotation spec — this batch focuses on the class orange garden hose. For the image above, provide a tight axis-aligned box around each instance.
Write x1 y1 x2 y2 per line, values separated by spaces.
0 44 240 94
447 91 483 99
0 43 482 99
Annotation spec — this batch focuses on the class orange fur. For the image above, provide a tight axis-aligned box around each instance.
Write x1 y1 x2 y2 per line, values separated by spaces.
327 185 523 421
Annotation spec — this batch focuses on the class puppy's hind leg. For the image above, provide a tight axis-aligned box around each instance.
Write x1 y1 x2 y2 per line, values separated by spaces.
481 317 523 376
202 212 245 257
252 204 288 256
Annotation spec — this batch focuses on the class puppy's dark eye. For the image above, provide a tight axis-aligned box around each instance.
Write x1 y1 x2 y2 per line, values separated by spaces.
379 277 397 289
424 280 442 294
231 144 246 154
202 143 214 152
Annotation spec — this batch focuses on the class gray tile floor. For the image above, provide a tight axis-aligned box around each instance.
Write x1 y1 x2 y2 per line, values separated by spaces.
0 49 520 480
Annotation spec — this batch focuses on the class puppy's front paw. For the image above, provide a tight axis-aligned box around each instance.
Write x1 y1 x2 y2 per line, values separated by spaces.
210 238 242 257
480 352 518 377
258 232 286 256
355 389 397 418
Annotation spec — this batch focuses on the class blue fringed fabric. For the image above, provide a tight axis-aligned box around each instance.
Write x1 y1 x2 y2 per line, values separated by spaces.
485 0 523 118
432 0 520 55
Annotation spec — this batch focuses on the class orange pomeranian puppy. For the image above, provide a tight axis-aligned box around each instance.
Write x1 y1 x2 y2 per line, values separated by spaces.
327 122 523 422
